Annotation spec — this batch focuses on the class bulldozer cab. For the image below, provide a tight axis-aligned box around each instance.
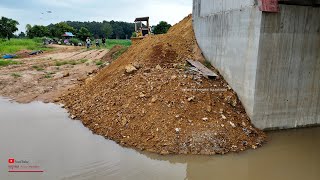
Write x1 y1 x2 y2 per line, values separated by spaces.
134 17 150 37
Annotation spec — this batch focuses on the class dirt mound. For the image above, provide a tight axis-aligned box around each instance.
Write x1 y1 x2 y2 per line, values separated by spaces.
15 50 32 58
60 15 266 155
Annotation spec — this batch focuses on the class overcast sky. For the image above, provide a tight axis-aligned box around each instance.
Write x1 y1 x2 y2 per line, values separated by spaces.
0 0 192 33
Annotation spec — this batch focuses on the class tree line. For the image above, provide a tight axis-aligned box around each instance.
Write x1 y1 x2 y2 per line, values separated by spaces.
1 16 172 41
65 21 134 39
26 21 135 41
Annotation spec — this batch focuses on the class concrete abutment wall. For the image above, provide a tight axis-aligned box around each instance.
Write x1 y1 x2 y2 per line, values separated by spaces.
193 0 320 129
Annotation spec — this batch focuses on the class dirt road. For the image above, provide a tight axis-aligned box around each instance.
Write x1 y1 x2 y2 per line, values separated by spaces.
0 45 109 103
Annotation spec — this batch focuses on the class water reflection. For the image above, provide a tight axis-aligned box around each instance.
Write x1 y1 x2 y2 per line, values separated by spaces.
0 98 319 180
142 126 320 180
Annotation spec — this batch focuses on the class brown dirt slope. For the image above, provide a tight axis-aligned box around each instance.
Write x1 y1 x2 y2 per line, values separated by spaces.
60 15 266 155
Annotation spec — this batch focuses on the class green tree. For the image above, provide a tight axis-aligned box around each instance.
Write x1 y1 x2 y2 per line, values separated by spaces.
50 22 75 38
77 27 91 41
101 23 113 38
153 21 171 35
0 17 19 40
26 24 32 35
110 23 124 39
18 32 26 38
26 25 49 38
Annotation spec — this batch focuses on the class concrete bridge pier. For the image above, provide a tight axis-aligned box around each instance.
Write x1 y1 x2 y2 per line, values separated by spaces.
192 0 320 129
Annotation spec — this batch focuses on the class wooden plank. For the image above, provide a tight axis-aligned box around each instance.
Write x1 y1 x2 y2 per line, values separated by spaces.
187 59 218 78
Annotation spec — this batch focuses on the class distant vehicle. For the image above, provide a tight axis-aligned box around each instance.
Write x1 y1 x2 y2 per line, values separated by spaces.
134 17 150 37
131 17 151 44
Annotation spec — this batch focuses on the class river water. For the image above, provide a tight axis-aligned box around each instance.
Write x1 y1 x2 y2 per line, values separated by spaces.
0 98 319 180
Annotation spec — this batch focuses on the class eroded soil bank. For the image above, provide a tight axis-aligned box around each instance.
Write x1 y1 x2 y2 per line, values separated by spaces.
60 15 266 155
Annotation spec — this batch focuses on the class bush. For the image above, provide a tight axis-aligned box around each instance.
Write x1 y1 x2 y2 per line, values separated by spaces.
153 21 172 34
69 38 81 45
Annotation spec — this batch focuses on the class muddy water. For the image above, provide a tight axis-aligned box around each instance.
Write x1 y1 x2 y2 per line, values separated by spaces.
0 98 319 180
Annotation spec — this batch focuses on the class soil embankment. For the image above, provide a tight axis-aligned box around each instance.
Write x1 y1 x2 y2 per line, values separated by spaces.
61 15 266 155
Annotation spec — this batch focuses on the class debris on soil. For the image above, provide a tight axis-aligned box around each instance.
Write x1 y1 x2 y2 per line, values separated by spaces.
29 50 44 55
2 54 17 59
186 59 218 78
125 64 137 74
61 15 266 155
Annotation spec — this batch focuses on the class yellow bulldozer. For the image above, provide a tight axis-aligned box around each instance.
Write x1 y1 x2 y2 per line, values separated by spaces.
131 17 150 44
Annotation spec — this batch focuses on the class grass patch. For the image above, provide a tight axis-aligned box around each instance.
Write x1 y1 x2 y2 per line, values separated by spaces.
44 72 55 79
0 59 21 66
86 39 131 50
100 39 131 49
32 65 44 71
55 60 77 66
70 61 77 65
55 59 88 67
80 59 88 63
204 60 212 68
0 38 50 55
55 61 69 66
95 61 103 66
44 74 52 78
112 47 128 60
11 73 21 78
